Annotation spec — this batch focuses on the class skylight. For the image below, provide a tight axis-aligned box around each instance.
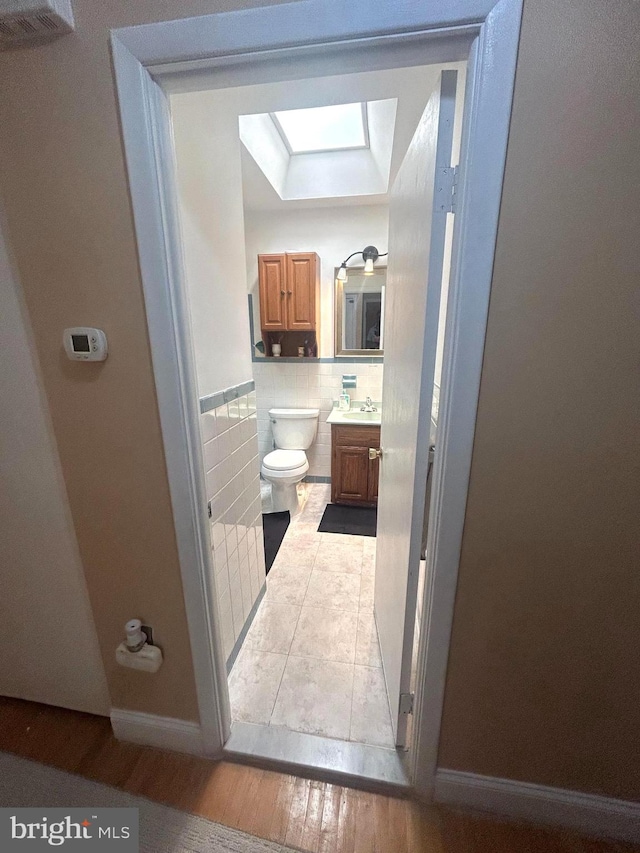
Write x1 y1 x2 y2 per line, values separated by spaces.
272 102 368 154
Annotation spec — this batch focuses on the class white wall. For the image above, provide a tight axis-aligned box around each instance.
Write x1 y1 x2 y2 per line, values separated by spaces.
0 213 109 716
245 204 387 477
172 92 254 398
252 361 383 478
173 93 265 655
245 205 389 356
170 62 448 397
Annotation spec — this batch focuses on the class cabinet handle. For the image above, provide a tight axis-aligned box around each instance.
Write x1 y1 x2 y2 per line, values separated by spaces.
369 448 382 460
287 290 292 295
280 290 285 296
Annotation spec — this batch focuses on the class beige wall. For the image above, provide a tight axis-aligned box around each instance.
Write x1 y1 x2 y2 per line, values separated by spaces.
438 0 640 800
0 2 270 720
0 207 110 717
0 0 638 798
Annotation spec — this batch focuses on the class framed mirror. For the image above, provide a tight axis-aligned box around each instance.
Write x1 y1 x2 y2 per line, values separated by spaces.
335 266 386 356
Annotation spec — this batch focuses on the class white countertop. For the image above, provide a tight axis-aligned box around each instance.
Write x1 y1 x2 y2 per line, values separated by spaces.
326 406 382 426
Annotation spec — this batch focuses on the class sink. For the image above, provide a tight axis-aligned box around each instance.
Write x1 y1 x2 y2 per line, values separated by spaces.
343 410 380 422
326 406 382 425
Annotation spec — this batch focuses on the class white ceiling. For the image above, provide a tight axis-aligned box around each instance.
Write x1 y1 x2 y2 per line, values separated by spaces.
238 62 464 211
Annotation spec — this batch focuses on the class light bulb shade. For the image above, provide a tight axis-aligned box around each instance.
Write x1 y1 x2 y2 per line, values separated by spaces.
337 265 348 282
363 258 375 274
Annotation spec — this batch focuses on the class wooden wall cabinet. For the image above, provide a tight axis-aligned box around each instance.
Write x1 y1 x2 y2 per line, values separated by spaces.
258 254 288 331
331 424 381 507
258 253 320 351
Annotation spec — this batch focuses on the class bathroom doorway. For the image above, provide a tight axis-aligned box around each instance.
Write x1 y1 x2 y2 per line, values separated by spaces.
110 0 522 793
169 64 465 764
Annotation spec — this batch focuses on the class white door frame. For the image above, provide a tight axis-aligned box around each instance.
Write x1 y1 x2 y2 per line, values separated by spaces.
110 0 522 796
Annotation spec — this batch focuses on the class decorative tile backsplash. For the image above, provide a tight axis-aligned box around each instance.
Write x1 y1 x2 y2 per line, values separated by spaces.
200 389 265 661
252 361 384 478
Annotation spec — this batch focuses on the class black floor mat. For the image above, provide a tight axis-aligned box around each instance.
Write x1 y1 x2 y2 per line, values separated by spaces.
318 503 377 537
262 510 290 574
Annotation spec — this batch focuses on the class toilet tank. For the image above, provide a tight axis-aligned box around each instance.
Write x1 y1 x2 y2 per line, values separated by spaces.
269 408 319 450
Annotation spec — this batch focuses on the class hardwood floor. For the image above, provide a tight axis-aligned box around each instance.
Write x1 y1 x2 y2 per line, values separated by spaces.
0 696 636 853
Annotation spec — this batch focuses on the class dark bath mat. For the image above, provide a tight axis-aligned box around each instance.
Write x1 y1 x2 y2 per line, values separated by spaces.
262 510 290 574
318 503 377 537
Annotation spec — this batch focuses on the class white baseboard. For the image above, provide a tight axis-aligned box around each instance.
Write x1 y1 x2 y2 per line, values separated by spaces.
434 769 640 843
110 709 204 756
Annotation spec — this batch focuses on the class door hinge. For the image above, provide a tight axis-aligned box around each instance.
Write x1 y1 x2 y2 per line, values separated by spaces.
399 692 415 715
437 165 458 214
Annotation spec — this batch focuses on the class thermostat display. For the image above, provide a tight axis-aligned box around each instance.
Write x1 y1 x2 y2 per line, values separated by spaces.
72 334 91 352
63 327 108 362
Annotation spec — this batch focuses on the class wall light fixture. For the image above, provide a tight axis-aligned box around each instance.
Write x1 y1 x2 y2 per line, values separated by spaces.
336 245 387 284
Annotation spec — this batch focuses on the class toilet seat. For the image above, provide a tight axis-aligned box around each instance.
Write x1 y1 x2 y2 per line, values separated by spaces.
262 449 307 471
261 449 309 483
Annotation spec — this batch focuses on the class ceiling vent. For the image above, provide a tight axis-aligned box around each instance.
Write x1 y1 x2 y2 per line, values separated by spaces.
0 0 74 49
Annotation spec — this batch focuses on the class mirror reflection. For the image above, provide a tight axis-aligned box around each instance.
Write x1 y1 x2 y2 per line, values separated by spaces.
335 267 386 356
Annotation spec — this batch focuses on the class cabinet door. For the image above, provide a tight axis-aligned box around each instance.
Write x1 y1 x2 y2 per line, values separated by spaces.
258 254 287 331
286 253 317 330
333 445 370 504
368 452 380 503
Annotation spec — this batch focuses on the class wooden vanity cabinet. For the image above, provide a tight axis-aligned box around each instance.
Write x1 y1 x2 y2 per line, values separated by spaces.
258 252 319 334
331 424 381 507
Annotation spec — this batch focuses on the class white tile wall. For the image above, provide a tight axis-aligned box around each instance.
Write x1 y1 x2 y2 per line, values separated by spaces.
252 362 384 478
201 390 266 661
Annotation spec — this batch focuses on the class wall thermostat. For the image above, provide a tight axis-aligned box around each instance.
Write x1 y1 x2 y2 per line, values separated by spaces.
63 327 108 362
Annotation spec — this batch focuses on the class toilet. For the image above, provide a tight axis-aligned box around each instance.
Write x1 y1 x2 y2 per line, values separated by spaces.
261 408 319 513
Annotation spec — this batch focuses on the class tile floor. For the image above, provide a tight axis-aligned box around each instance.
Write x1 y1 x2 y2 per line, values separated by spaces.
228 483 395 749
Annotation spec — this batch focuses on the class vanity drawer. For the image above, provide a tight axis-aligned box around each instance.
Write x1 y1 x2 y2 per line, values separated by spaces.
332 424 380 447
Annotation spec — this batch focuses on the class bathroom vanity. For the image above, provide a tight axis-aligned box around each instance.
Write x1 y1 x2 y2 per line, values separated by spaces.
327 408 382 506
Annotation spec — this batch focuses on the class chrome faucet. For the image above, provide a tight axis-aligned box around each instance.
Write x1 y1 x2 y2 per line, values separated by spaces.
361 397 378 412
